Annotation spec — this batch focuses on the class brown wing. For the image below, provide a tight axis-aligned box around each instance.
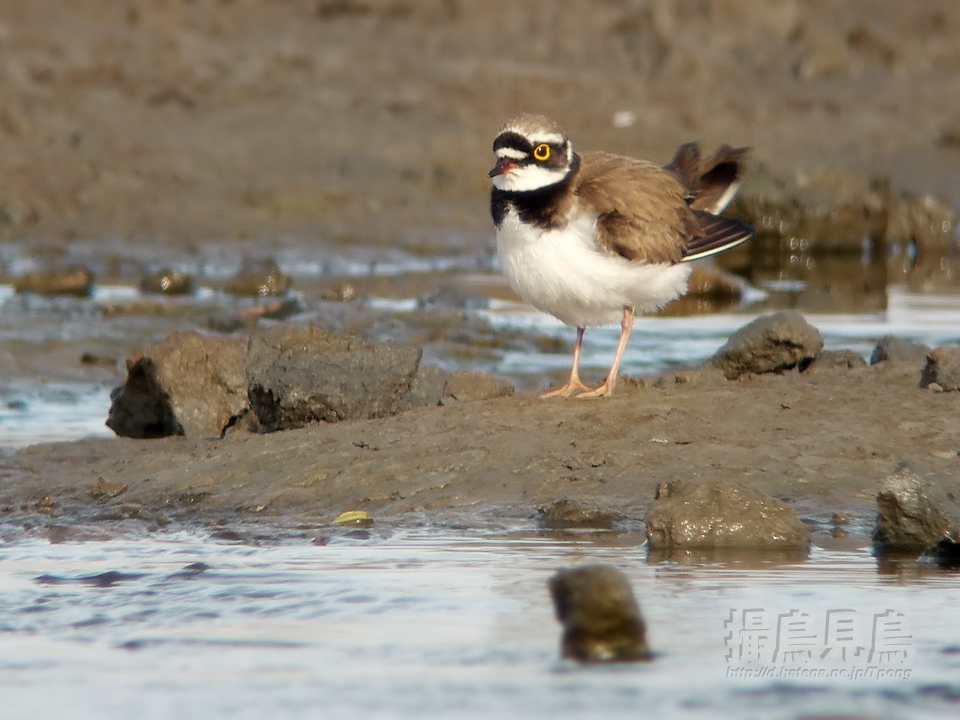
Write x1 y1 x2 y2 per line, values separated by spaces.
575 152 700 264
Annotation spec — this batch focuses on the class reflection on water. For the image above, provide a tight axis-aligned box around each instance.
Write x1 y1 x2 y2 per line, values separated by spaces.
0 531 958 720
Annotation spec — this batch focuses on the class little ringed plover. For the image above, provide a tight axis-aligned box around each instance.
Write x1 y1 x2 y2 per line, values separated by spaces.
489 113 754 398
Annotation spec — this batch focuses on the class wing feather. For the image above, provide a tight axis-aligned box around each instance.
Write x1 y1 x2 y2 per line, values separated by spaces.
575 152 696 264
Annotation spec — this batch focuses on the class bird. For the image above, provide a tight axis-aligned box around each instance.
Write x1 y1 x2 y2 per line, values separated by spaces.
488 113 755 398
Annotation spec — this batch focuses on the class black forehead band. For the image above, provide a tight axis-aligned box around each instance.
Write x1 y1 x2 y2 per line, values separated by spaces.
493 131 533 153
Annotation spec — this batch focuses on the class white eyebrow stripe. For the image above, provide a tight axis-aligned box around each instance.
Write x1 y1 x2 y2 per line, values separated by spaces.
495 147 528 161
528 133 565 146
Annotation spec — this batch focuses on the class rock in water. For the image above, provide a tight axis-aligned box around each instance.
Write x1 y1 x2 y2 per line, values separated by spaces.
224 257 292 297
107 331 248 438
549 565 650 663
537 499 624 530
706 311 823 380
139 267 196 295
874 461 960 550
14 264 95 297
644 479 811 548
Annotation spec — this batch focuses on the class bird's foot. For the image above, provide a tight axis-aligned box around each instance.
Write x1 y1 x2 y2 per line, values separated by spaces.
539 379 591 399
575 380 615 399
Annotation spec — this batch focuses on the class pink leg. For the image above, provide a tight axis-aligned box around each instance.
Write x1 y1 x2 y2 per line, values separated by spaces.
540 326 592 399
577 306 634 399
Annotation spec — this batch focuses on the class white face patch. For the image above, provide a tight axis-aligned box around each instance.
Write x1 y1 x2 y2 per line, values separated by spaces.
495 147 527 162
491 163 568 192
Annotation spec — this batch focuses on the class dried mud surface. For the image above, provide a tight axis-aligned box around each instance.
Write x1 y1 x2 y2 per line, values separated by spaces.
1 0 960 251
2 362 958 539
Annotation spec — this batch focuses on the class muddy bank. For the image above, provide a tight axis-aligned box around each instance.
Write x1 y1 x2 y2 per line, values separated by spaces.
1 0 960 251
2 357 958 542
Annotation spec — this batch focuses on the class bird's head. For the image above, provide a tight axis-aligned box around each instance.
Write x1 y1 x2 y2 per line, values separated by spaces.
489 114 575 192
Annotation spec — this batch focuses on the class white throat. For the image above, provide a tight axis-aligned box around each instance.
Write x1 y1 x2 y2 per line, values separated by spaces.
492 164 567 192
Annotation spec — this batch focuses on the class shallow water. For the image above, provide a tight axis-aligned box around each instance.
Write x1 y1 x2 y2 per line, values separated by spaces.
0 381 114 453
0 530 958 720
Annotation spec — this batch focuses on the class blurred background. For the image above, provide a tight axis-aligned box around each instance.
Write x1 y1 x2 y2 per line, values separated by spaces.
1 0 959 434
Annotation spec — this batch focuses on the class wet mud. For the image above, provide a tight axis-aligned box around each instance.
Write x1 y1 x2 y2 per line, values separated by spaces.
2 358 958 548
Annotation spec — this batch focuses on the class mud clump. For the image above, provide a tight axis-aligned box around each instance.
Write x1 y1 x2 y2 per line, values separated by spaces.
874 461 960 552
441 370 514 404
806 349 867 372
870 335 932 365
919 346 960 391
644 479 811 549
706 311 824 380
245 324 431 429
107 331 249 439
549 565 650 663
537 499 624 530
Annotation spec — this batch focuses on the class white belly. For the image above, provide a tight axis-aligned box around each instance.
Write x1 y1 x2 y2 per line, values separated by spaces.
495 208 692 327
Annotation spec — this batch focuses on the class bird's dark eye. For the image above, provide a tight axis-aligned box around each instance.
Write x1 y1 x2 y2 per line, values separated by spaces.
533 144 551 161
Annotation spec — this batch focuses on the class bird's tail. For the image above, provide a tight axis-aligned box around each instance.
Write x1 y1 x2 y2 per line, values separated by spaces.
682 212 754 262
664 142 748 215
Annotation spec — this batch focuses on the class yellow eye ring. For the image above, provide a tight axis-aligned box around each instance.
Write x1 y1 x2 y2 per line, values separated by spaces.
533 144 551 161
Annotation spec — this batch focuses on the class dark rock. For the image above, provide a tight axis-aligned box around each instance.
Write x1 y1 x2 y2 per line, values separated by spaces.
806 349 867 372
107 331 249 439
224 258 292 297
706 311 824 380
441 370 514 403
139 267 196 295
537 499 624 529
920 346 960 391
870 335 931 365
246 324 426 430
644 479 811 548
14 264 94 297
874 461 960 550
549 565 650 663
